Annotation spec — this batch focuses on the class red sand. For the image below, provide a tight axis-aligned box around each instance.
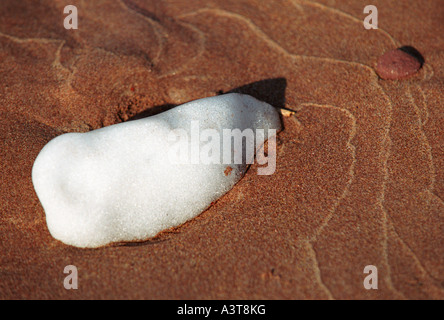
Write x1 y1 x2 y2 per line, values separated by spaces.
0 0 443 299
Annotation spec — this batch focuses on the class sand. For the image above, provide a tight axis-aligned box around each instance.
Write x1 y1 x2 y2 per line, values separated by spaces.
0 0 443 299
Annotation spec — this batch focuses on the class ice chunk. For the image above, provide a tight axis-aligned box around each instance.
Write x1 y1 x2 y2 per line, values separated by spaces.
32 93 282 248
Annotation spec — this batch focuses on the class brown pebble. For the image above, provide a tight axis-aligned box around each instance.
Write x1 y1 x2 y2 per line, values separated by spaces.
375 48 422 80
224 166 233 176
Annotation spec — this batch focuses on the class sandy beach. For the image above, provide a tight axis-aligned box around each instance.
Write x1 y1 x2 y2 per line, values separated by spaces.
0 0 443 299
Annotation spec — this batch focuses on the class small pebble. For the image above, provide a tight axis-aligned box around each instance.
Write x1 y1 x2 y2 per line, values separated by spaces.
375 48 422 80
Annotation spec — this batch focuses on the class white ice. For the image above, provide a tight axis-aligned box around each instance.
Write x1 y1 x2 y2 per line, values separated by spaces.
32 93 282 248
